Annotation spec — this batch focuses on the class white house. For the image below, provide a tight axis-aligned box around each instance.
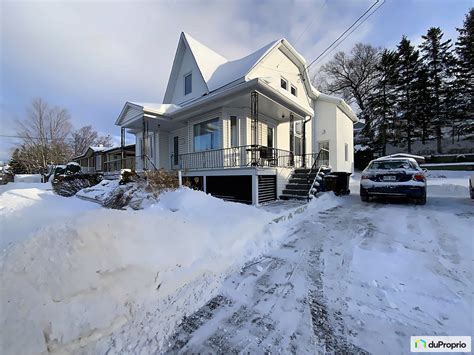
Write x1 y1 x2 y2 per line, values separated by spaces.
116 32 357 204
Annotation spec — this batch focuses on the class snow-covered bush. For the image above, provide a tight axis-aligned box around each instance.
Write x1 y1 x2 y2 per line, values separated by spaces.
145 169 179 191
52 174 102 197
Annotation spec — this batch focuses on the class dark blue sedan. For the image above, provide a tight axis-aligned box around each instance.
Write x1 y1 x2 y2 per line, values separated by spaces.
360 158 427 205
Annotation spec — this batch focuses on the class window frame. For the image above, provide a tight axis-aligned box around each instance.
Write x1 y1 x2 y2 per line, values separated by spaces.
344 143 349 162
267 126 274 148
193 117 221 152
280 77 288 90
230 116 238 147
184 72 192 96
290 84 297 97
95 154 102 171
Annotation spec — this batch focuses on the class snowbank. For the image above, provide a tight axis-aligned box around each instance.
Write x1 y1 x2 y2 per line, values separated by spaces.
426 170 470 197
0 187 289 354
14 174 42 183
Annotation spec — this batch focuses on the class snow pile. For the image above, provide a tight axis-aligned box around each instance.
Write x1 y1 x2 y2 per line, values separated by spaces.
0 187 289 354
426 170 470 197
75 179 120 202
14 174 42 183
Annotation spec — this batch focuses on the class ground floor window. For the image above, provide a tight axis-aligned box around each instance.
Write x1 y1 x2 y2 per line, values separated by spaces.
194 118 220 151
95 155 102 170
230 116 238 147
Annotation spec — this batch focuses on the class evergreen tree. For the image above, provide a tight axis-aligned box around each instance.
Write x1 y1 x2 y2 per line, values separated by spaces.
9 149 28 174
454 8 474 138
412 65 432 145
395 36 420 153
419 27 455 153
366 49 398 155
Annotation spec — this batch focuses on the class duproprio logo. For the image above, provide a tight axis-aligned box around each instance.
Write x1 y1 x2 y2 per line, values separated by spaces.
415 339 427 349
411 336 471 352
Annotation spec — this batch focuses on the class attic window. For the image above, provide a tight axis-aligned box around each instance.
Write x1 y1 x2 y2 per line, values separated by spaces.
291 85 297 96
184 73 192 95
280 77 288 90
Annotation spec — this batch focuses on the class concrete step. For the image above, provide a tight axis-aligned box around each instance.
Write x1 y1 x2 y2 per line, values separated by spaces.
282 189 309 196
279 194 309 201
292 172 317 179
285 183 310 190
289 177 311 184
294 168 312 174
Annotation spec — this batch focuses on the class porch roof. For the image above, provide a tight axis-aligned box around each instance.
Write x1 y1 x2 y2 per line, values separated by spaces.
116 78 313 131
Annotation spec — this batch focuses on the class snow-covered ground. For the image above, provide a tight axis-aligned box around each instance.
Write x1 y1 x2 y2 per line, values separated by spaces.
0 183 290 354
0 171 472 354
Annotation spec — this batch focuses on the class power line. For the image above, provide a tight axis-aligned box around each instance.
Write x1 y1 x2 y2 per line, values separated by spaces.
305 0 381 71
0 134 76 141
310 0 386 68
276 0 329 70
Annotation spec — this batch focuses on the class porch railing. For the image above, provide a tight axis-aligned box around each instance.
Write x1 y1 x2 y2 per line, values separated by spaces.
171 145 329 170
103 156 135 173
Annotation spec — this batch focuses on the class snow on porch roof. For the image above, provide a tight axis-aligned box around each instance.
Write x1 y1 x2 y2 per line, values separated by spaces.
130 102 181 115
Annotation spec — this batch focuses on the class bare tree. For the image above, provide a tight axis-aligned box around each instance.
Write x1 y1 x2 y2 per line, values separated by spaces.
71 125 113 156
314 43 381 113
16 98 73 173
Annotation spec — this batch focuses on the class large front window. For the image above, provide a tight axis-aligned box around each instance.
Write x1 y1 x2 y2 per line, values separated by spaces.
194 118 220 151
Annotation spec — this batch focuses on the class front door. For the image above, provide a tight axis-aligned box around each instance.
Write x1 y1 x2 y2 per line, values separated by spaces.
173 136 179 166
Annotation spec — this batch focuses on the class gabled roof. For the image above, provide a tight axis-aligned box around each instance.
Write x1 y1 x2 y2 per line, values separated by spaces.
183 32 228 84
150 32 357 122
164 32 282 101
206 39 280 92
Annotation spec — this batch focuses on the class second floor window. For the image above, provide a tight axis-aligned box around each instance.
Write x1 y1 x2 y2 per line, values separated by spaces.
280 77 288 90
291 85 297 96
184 73 192 95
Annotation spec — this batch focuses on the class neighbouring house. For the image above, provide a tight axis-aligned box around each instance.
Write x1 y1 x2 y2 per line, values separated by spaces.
72 144 135 174
115 32 358 204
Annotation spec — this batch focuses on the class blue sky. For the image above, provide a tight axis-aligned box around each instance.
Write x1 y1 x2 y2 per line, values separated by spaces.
0 0 471 161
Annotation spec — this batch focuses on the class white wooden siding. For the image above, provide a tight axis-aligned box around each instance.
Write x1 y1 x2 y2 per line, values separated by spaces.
169 44 208 105
247 47 312 112
159 131 170 169
122 105 142 125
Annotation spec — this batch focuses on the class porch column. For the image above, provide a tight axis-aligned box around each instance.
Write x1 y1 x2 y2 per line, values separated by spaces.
302 115 311 168
120 127 125 170
250 91 259 166
252 173 259 205
142 117 148 170
289 113 294 166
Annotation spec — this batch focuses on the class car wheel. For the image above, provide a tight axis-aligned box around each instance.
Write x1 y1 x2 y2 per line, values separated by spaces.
360 194 369 202
416 194 426 205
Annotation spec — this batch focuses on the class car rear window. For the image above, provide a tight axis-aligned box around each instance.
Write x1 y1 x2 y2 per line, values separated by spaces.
369 160 416 170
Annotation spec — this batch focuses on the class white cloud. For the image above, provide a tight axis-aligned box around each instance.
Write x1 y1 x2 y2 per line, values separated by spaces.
0 0 401 160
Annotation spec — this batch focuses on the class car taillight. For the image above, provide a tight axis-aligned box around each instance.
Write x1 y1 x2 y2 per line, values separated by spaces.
361 174 370 180
413 173 425 182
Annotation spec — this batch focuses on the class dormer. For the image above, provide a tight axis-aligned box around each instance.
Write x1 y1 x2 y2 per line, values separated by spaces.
163 32 227 106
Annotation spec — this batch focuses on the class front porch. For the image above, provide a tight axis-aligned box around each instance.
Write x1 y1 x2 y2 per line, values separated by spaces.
171 145 325 170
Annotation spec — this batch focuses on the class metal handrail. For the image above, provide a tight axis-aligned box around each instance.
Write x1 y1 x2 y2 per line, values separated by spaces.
307 148 330 200
142 154 158 171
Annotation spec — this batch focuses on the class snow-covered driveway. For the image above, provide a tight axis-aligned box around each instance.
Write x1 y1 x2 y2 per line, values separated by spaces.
0 172 472 354
163 173 473 354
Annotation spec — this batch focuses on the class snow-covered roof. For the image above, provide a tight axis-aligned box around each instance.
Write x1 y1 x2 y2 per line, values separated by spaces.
90 146 107 152
206 39 280 92
183 32 228 85
129 102 181 115
178 32 281 93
